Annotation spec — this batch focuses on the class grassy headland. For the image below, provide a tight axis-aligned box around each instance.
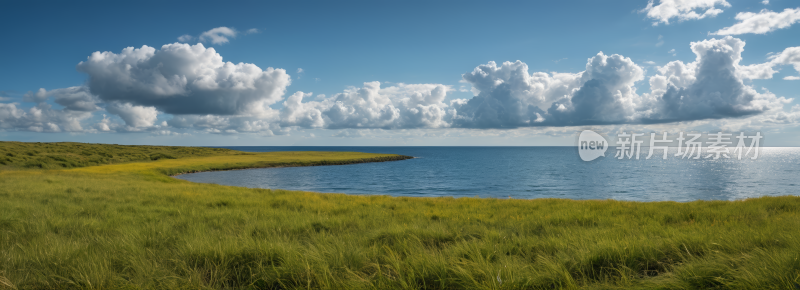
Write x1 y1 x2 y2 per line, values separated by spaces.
0 142 798 289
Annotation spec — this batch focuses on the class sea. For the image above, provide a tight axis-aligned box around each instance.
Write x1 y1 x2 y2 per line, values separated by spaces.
174 147 800 202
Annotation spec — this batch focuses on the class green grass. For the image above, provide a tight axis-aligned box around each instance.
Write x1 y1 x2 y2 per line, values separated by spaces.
1 142 799 289
0 142 241 169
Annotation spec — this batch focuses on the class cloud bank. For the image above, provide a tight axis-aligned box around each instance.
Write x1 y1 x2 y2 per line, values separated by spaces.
1 37 797 135
450 37 789 128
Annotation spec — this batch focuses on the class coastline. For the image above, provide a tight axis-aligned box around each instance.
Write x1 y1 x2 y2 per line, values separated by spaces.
168 154 414 177
1 142 798 289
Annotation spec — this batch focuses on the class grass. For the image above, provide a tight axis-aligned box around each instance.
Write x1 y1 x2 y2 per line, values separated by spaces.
0 142 241 169
1 142 799 289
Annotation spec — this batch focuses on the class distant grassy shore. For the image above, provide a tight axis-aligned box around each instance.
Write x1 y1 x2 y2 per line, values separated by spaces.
1 142 799 289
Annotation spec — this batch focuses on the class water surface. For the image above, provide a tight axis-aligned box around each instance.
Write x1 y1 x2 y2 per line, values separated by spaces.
175 147 800 201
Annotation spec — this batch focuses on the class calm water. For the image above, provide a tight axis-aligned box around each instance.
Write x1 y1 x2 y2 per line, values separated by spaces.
175 147 800 201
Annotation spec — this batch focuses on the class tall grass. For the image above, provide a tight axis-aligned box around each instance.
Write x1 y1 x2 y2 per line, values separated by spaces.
0 142 799 289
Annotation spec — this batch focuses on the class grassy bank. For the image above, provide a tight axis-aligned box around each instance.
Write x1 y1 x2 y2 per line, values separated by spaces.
0 142 798 289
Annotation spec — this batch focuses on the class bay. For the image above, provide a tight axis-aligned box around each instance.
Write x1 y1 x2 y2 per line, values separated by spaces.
174 146 800 201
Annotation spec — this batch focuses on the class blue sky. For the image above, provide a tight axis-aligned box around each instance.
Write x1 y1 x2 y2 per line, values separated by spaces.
1 0 799 146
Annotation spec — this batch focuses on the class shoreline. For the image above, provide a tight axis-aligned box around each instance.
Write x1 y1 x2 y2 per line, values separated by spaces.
1 142 799 288
168 154 414 177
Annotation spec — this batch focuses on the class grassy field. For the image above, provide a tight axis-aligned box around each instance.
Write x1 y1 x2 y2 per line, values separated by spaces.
0 142 799 289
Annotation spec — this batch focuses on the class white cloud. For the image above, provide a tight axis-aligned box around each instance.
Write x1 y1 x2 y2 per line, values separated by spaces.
785 76 800 80
164 82 456 132
668 48 676 56
641 0 730 26
177 34 194 42
656 35 664 47
105 102 159 128
737 61 778 79
9 36 799 135
762 0 769 4
281 82 454 129
76 42 291 117
199 27 237 44
279 92 324 128
164 37 793 132
727 45 800 80
769 46 800 72
166 112 288 136
95 114 113 132
455 53 647 127
643 37 788 122
246 28 259 34
0 102 93 132
0 86 101 132
452 37 789 128
712 8 800 35
454 60 583 127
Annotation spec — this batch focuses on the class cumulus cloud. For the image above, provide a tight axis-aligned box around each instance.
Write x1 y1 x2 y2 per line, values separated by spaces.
712 8 800 35
76 42 291 116
452 53 647 127
453 60 582 128
105 102 159 128
451 37 789 128
4 40 291 134
199 27 237 44
785 76 800 80
642 37 788 122
641 0 730 26
279 82 454 129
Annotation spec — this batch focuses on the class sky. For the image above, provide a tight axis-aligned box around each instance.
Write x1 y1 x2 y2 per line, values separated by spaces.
1 0 799 146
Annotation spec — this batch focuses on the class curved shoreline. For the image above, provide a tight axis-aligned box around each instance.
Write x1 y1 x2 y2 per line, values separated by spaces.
167 154 415 177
